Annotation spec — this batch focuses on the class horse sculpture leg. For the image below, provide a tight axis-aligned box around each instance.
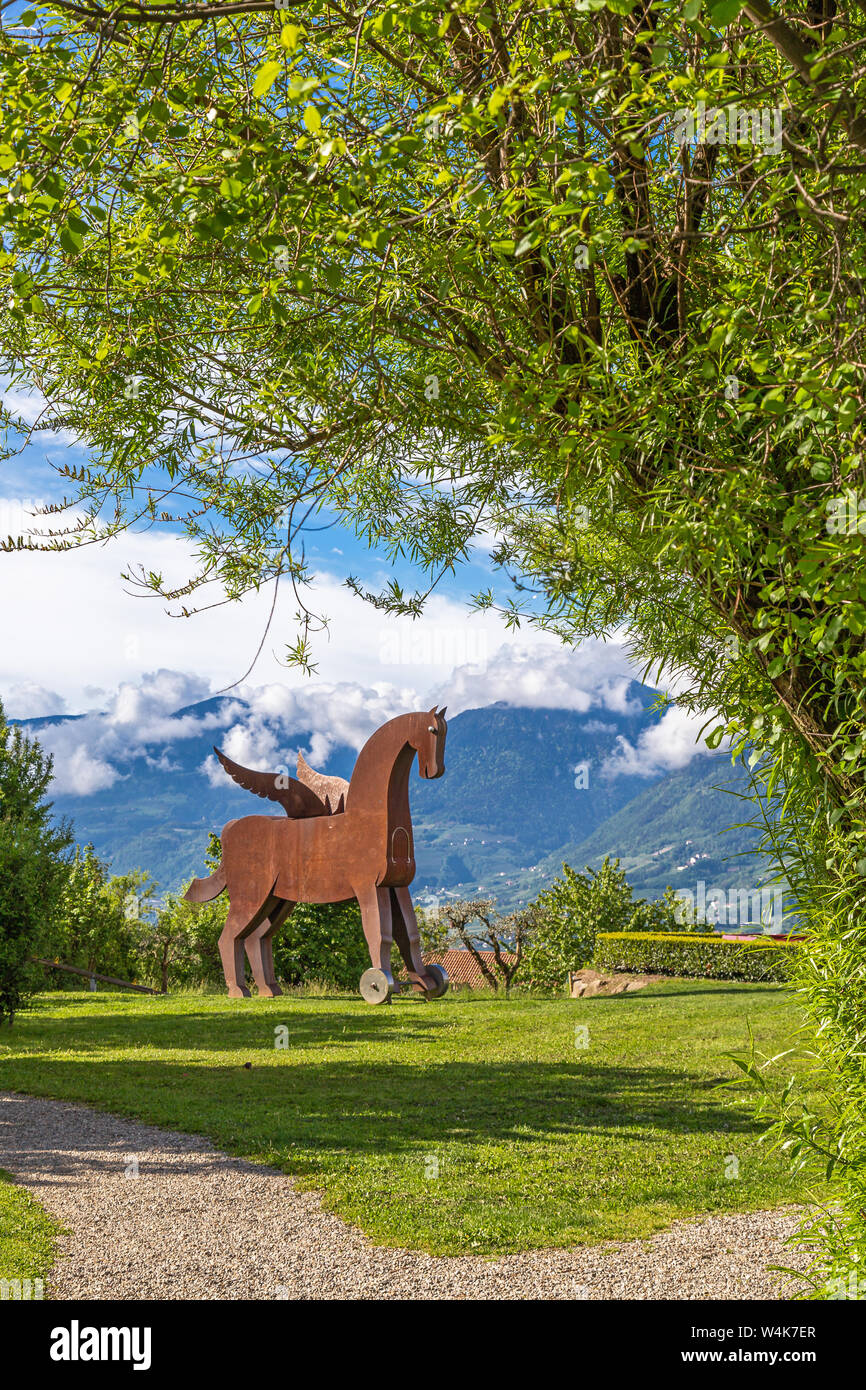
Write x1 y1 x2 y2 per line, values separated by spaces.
219 898 258 999
391 887 447 997
219 886 280 999
265 899 295 984
356 884 395 1003
244 900 294 997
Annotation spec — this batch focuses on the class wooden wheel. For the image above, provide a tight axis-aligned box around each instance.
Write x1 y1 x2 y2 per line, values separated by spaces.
359 968 392 1004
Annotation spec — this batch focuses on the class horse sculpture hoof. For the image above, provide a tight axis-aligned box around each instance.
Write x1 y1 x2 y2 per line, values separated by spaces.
424 963 449 999
359 968 392 1004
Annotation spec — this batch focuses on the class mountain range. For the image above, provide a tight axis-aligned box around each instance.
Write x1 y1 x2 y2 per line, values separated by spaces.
13 685 772 911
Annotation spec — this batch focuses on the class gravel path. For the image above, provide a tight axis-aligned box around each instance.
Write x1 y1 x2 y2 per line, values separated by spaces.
0 1091 810 1300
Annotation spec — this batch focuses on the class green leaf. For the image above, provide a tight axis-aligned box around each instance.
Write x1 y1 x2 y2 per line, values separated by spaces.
367 227 390 254
303 105 321 134
707 0 745 25
60 226 84 255
219 177 243 200
280 24 302 52
252 61 282 99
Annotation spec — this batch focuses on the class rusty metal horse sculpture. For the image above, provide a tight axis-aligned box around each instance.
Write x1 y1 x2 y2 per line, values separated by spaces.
185 708 449 1004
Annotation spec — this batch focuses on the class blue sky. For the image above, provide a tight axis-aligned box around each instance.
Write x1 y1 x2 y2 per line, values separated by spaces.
0 382 496 593
0 386 529 709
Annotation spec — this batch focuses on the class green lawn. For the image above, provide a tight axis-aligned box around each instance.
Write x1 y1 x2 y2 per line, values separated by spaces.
0 982 822 1256
0 1168 61 1289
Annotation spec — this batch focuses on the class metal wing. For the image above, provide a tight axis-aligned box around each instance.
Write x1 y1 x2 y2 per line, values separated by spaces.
296 751 349 816
214 747 330 819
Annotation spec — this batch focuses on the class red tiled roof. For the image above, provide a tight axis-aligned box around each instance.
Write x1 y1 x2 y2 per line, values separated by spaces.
422 949 517 987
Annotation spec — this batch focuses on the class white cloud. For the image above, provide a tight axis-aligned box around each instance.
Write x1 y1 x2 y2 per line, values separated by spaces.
1 385 81 446
15 669 238 796
23 668 414 797
434 637 644 716
0 500 546 707
0 499 720 793
601 705 719 779
109 670 212 729
200 680 418 786
14 651 719 800
50 744 123 796
2 682 67 718
0 498 638 717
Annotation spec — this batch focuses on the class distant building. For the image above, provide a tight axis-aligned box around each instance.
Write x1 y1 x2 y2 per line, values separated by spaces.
420 949 517 989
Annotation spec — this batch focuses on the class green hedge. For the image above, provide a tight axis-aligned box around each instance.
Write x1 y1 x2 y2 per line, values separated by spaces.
592 931 798 983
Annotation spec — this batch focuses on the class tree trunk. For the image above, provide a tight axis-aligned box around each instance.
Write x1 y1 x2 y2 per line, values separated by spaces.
457 927 499 990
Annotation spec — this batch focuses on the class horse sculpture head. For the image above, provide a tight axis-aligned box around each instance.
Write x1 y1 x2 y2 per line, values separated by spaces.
412 705 447 779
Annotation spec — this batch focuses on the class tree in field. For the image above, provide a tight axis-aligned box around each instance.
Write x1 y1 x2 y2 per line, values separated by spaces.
46 845 153 983
133 891 217 992
136 831 229 991
0 702 71 1023
422 897 536 991
521 856 684 989
2 0 866 1279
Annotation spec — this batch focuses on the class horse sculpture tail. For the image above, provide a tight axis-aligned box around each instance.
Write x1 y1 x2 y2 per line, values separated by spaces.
184 864 227 903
